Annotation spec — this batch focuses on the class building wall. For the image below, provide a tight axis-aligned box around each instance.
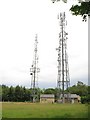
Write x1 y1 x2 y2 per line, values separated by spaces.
40 95 81 104
40 98 54 103
58 98 80 103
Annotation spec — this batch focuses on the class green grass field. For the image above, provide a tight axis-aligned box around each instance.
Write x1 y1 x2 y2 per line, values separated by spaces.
2 102 88 118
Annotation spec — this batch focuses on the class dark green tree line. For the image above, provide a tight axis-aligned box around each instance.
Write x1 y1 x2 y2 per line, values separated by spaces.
0 81 90 103
1 85 31 102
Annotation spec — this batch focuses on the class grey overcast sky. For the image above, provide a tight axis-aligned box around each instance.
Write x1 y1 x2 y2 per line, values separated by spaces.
0 0 88 88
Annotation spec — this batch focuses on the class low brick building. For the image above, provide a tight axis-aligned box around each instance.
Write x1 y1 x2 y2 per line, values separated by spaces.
70 94 81 103
59 94 81 103
40 94 54 103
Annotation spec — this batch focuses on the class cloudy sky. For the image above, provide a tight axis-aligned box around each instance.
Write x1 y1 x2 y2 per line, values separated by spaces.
0 0 88 88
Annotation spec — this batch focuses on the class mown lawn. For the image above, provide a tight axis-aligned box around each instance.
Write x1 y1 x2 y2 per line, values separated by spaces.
2 102 88 118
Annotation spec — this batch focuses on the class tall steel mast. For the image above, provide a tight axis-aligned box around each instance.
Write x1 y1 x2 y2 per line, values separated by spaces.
56 12 70 103
30 34 40 102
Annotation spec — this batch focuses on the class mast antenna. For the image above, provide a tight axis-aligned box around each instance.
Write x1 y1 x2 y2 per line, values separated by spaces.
30 34 40 102
56 12 70 103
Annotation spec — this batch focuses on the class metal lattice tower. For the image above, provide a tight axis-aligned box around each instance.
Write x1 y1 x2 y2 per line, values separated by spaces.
30 34 40 102
56 12 70 103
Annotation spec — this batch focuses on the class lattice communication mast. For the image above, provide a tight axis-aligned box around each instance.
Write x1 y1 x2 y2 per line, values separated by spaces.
56 12 70 103
30 34 40 102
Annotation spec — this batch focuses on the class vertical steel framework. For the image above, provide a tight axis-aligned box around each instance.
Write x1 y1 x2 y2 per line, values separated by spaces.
30 34 40 102
56 12 70 103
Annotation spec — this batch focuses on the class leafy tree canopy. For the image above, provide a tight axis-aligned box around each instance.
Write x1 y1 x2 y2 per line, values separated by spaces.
44 88 55 94
67 81 88 96
51 0 90 21
70 1 90 21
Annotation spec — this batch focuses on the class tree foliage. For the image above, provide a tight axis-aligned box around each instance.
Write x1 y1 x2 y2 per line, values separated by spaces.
1 81 90 103
67 81 88 96
51 0 67 3
44 88 55 94
51 0 90 21
70 2 90 21
1 85 31 102
70 2 90 16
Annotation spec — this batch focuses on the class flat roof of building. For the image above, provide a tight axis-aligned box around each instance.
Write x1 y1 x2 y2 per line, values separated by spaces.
40 94 54 98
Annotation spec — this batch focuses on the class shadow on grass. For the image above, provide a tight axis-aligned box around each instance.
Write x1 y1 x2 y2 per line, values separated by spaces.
54 113 73 118
2 118 88 120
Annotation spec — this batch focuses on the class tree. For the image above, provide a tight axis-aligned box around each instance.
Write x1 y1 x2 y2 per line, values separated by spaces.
70 1 90 21
80 85 90 104
67 81 88 96
22 87 31 102
15 85 21 102
8 86 15 101
51 0 90 21
2 85 9 101
51 0 67 3
44 88 55 94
